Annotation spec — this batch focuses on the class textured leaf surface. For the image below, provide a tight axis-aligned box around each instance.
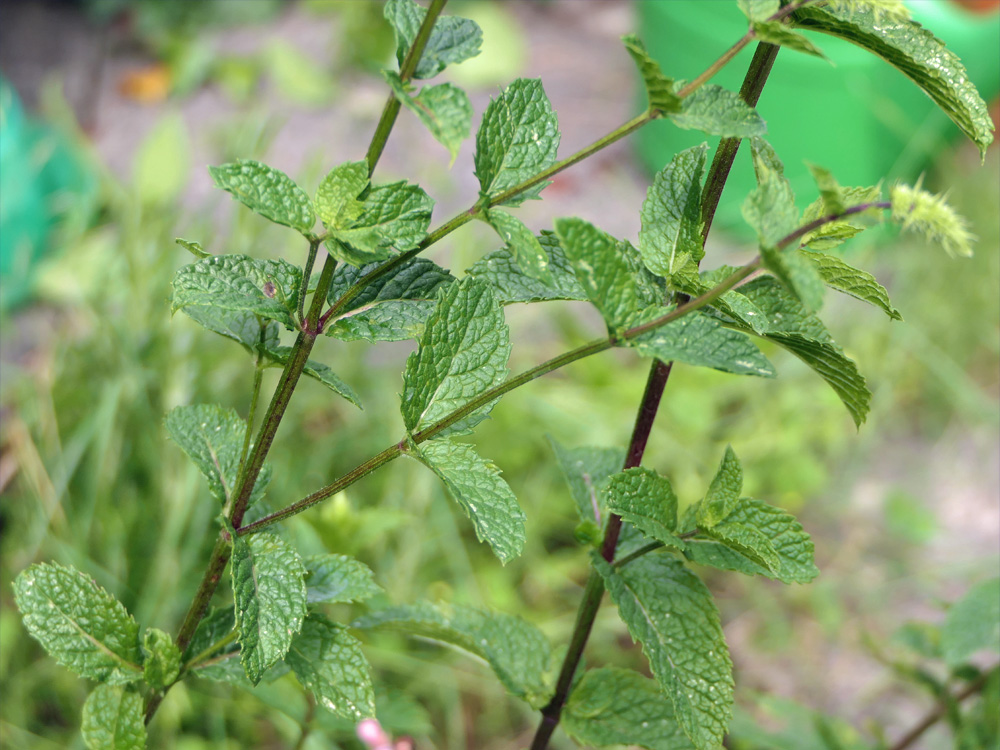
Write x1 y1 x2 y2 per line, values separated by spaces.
14 563 142 684
670 85 766 138
761 246 825 313
184 607 236 663
172 255 303 330
564 668 695 750
752 21 827 58
594 554 734 750
181 305 281 355
697 446 743 528
264 346 361 408
475 78 559 204
315 160 368 228
685 498 818 584
385 72 472 163
640 144 707 282
606 468 684 549
330 182 434 265
485 209 552 283
329 300 438 342
792 4 994 155
801 250 901 320
401 277 510 435
142 628 181 689
412 439 525 564
674 269 771 336
209 160 315 234
742 137 799 248
354 601 554 707
549 438 625 525
304 554 382 604
82 685 146 750
467 231 586 304
622 34 682 114
942 578 1000 667
286 614 375 719
231 531 307 685
384 0 482 80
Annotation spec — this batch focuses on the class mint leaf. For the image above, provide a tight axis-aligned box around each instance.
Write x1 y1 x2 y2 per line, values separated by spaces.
13 562 142 684
304 554 382 604
697 446 743 528
263 346 361 408
606 468 684 549
231 530 307 685
738 0 779 22
800 249 901 321
791 4 993 156
176 237 210 259
354 601 554 708
142 628 181 689
594 554 734 750
942 578 1000 667
800 184 882 251
685 498 818 584
384 72 472 164
739 276 830 342
383 0 482 80
164 404 272 507
467 231 587 304
484 208 552 283
286 614 375 719
172 255 303 331
622 34 682 114
701 518 781 574
329 182 434 265
742 137 799 248
401 277 510 436
411 439 526 564
209 160 315 235
670 85 766 138
564 667 695 750
761 246 826 314
673 269 771 336
640 144 707 283
475 79 560 205
330 299 438 342
806 162 847 215
184 606 236 664
82 685 146 750
315 160 368 229
752 21 828 59
181 305 281 356
549 438 625 525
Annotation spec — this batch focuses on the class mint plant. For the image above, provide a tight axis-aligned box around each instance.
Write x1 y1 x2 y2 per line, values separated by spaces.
13 1 996 748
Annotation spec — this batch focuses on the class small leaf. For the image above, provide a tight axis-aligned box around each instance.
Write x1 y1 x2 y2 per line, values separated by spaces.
742 137 799 248
594 553 734 750
82 685 146 750
639 144 707 283
13 563 142 684
209 160 315 235
354 601 554 708
304 554 383 604
670 85 766 138
549 438 626 525
738 0 780 23
942 578 1000 667
806 162 847 215
176 237 210 259
761 246 826 313
475 78 560 205
286 614 375 719
383 0 482 80
800 184 883 251
411 439 526 565
891 181 975 258
606 468 685 550
329 182 434 265
800 249 901 321
700 518 781 574
384 72 472 164
263 346 362 408
697 446 743 528
183 606 236 664
142 628 181 689
231 530 307 685
621 34 682 114
484 208 552 283
315 160 368 229
467 231 586 304
401 277 510 436
752 21 828 59
564 667 695 750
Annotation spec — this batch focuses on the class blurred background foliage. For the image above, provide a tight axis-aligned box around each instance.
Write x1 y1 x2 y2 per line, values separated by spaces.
1 1 997 749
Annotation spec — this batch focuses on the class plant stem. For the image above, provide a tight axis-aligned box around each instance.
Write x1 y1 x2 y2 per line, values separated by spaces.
777 201 890 250
889 666 997 750
298 238 321 325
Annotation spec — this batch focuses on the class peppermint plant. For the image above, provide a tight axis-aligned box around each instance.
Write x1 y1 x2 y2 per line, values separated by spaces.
13 1 996 748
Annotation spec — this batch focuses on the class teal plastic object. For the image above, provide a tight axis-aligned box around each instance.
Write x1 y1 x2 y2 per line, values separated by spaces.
634 1 1000 234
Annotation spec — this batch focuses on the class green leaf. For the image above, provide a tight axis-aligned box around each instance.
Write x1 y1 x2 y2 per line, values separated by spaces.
594 553 734 750
13 562 142 684
383 0 482 80
606 468 685 549
184 606 236 664
806 162 847 215
673 269 771 336
231 530 307 685
700 517 781 574
626 308 776 378
670 85 766 138
685 498 819 584
354 601 554 708
315 160 368 229
180 307 281 356
484 208 553 283
791 3 994 156
164 404 272 507
411 439 526 565
621 34 682 114
760 245 826 314
172 255 303 331
286 614 375 719
639 144 707 283
742 137 799 247
738 0 779 23
401 277 510 436
384 72 472 164
141 628 181 690
263 346 361 408
475 78 560 205
697 446 743 528
304 554 383 604
466 231 587 304
209 160 316 235
549 438 625 525
738 275 831 342
564 667 695 750
82 685 146 750
752 21 828 59
942 578 1000 667
329 182 434 265
176 237 210 259
800 184 883 251
800 249 901 321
